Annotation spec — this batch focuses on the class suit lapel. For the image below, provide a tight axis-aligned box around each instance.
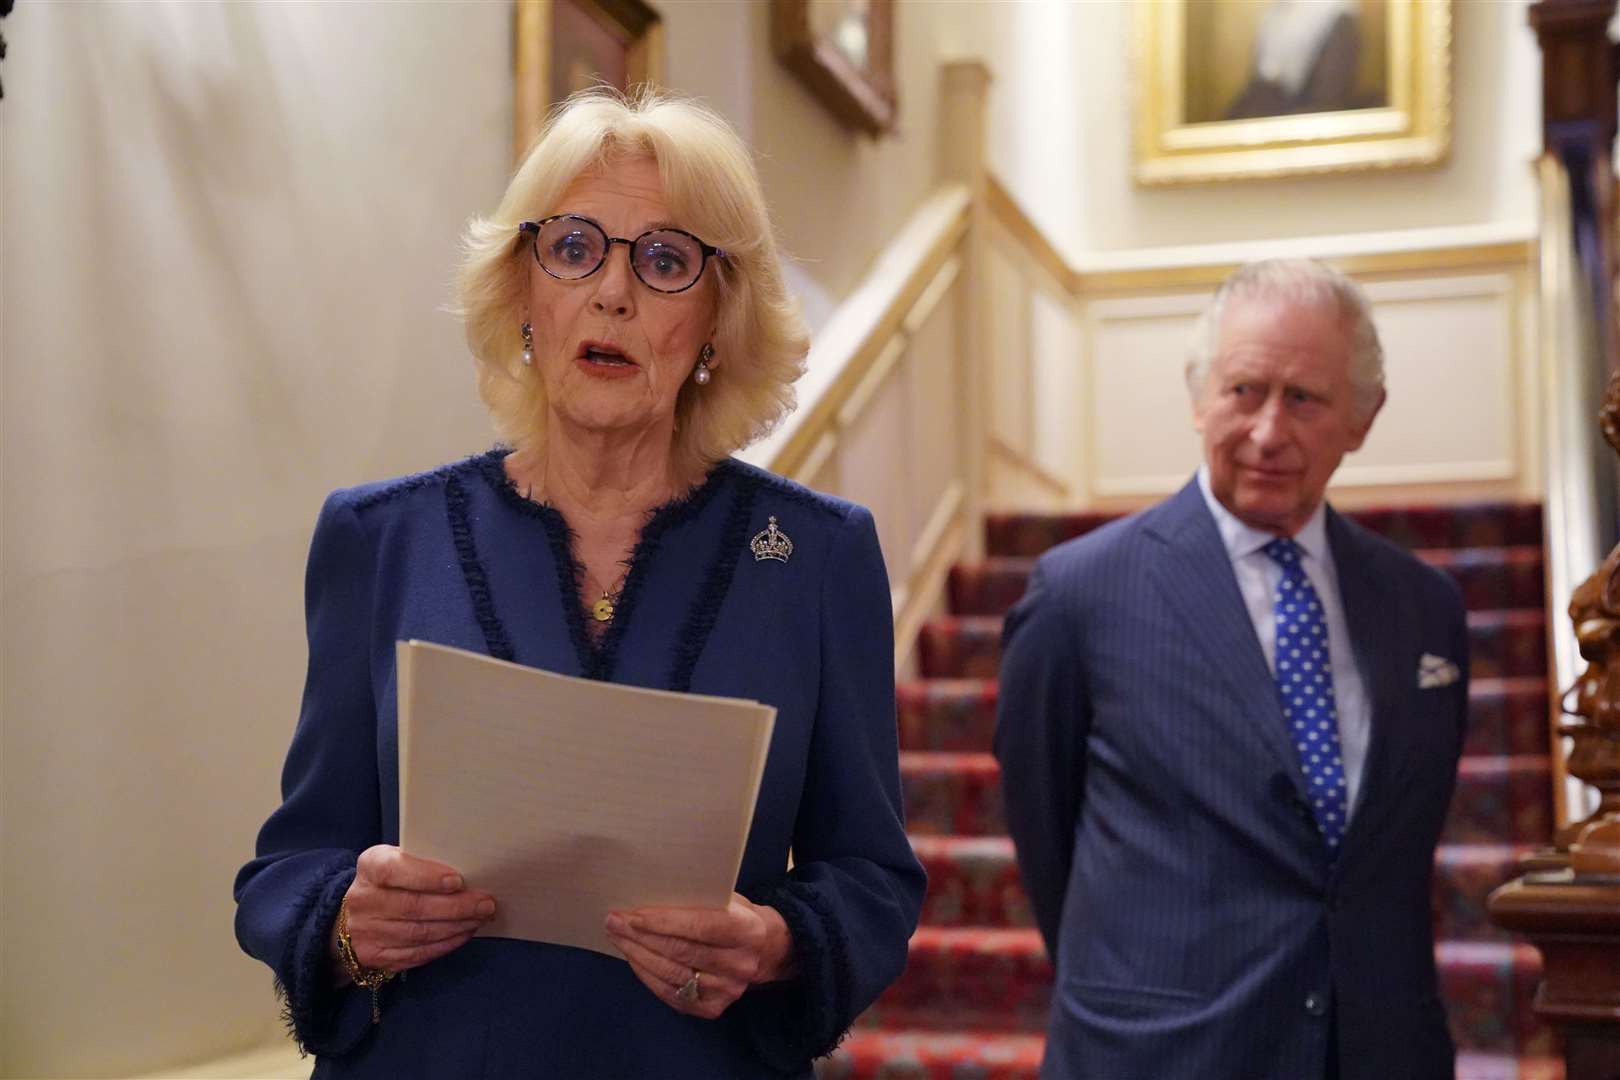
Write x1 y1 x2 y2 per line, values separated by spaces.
1145 482 1312 804
1326 510 1407 864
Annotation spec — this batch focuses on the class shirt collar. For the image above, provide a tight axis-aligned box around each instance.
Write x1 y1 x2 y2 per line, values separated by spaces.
1196 465 1329 565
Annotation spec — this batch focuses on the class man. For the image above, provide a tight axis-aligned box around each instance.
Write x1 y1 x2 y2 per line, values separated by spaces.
996 259 1469 1080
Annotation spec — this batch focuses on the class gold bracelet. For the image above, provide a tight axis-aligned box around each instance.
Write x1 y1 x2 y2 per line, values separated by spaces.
336 895 396 1023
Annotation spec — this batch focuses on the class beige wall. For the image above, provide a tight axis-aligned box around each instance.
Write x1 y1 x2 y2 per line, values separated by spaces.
665 0 993 328
960 0 1539 256
1044 0 1540 252
1060 258 1540 511
1 3 512 1075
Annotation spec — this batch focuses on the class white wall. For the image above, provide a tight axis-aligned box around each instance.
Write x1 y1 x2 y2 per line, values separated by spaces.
981 1 1086 251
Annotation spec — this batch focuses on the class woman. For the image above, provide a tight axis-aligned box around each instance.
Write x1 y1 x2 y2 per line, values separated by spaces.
234 90 925 1078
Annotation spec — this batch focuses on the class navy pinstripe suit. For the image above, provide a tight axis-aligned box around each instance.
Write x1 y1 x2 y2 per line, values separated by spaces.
995 479 1469 1080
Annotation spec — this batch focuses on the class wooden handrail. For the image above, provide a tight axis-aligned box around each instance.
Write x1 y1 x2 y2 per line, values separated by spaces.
749 185 971 479
1538 152 1610 831
988 167 1534 294
985 175 1074 294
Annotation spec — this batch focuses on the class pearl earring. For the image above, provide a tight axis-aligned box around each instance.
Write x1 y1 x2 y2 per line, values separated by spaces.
694 343 714 386
520 322 534 366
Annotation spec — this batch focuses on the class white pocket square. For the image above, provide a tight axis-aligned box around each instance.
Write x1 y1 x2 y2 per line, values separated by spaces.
1418 653 1460 689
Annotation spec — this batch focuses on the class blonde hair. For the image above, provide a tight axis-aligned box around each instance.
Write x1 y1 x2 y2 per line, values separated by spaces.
456 88 810 478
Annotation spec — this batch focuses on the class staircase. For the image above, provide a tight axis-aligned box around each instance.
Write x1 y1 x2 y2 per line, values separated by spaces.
822 503 1565 1080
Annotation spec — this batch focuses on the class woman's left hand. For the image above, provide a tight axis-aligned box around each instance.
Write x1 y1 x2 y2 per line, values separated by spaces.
605 893 797 1019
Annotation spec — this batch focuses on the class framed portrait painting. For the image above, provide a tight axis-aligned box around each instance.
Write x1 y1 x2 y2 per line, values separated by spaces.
772 0 897 135
1133 0 1451 184
513 0 663 161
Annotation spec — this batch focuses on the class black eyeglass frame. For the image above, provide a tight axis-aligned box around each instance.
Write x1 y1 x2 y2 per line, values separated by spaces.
517 215 727 295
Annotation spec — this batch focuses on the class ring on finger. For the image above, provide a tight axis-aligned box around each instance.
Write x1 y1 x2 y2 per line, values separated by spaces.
676 969 701 1003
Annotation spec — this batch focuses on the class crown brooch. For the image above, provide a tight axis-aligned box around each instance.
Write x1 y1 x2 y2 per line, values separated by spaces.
750 516 794 563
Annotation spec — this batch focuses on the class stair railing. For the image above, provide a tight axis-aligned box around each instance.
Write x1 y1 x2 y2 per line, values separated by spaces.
981 174 1078 507
1538 150 1610 829
743 61 994 670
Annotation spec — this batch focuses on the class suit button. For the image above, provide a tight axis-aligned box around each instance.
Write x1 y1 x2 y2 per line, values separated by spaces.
1304 992 1328 1017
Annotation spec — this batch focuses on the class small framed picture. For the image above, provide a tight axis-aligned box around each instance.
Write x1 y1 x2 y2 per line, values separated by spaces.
772 0 897 136
1133 0 1451 184
513 0 664 161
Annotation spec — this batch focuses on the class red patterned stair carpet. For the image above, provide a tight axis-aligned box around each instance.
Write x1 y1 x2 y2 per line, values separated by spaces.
818 504 1563 1080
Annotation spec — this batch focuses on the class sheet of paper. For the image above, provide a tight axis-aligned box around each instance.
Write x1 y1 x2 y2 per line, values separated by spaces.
396 639 776 957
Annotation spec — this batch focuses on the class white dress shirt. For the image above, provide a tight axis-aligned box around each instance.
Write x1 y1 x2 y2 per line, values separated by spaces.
1196 467 1371 818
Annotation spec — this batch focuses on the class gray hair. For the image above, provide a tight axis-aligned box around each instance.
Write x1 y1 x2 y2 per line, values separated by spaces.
1184 258 1385 419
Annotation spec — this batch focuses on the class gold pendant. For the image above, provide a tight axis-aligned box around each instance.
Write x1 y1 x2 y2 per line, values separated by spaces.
592 596 615 623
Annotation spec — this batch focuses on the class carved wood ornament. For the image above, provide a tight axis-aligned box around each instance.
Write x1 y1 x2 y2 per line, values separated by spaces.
1558 369 1620 871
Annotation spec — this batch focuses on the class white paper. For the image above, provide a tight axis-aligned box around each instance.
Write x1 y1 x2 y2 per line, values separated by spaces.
396 640 776 957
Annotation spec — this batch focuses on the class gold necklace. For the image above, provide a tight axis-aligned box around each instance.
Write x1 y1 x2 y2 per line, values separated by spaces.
590 568 629 624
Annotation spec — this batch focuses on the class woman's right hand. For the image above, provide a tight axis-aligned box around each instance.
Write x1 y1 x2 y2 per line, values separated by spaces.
331 845 497 980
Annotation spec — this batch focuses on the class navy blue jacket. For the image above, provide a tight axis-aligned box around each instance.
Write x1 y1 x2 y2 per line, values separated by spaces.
995 479 1468 1080
235 450 925 1078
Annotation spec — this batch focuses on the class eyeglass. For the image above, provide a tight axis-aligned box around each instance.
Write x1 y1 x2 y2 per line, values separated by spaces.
517 215 726 295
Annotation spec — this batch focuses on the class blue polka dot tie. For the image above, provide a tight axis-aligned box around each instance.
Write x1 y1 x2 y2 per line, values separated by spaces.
1263 537 1348 853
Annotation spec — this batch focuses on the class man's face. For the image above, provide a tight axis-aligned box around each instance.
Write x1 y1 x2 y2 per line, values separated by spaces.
1193 297 1383 536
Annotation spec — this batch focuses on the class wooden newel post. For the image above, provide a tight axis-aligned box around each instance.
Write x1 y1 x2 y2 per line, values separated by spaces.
1486 4 1620 1075
1489 372 1620 1078
1488 823 1620 1079
1528 0 1619 382
940 59 992 560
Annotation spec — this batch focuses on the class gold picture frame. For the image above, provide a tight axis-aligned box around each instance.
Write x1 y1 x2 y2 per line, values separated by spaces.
772 0 897 136
513 0 664 162
1133 0 1451 185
